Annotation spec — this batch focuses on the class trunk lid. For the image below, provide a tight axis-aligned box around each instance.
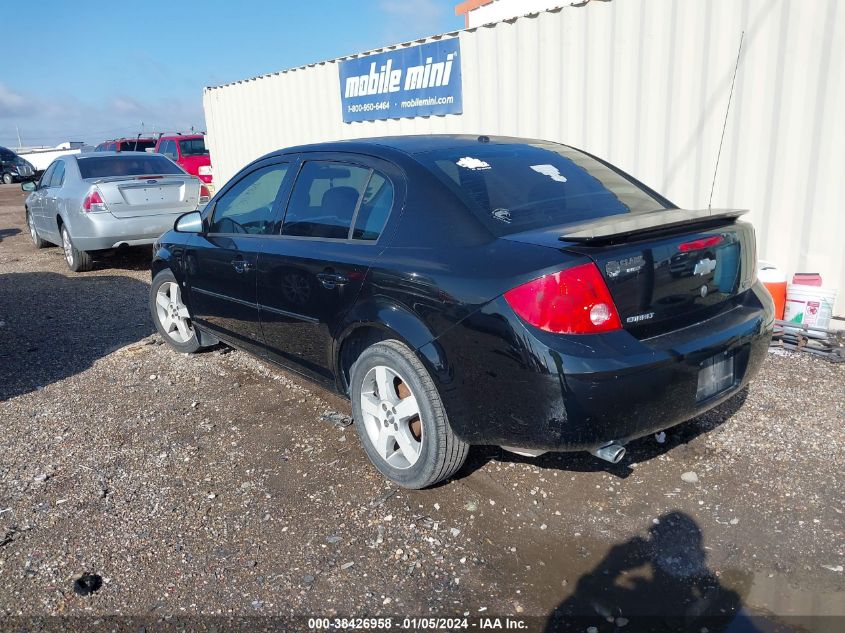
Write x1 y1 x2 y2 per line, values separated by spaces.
91 175 201 218
504 209 757 338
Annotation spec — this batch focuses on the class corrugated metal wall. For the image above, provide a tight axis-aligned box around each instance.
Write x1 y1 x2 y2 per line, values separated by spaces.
204 0 845 313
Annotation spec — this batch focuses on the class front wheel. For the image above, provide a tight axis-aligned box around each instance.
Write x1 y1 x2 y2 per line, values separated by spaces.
150 269 201 353
26 210 46 249
2 173 12 185
350 340 469 489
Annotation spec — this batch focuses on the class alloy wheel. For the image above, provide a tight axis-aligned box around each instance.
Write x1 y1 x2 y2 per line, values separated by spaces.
62 228 74 267
155 281 194 343
28 213 38 245
360 365 424 469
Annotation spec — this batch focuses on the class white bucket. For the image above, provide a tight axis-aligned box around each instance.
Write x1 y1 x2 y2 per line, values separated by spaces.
783 283 838 335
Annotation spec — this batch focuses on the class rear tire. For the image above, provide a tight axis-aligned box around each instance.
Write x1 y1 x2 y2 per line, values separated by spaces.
26 210 46 249
60 224 93 272
150 269 202 354
350 340 469 489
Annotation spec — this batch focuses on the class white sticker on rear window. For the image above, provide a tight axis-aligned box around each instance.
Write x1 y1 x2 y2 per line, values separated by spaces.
456 156 491 171
530 164 567 182
491 208 512 223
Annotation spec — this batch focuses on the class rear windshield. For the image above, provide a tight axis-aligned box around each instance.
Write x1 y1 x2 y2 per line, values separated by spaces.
77 155 185 179
118 139 156 152
179 138 208 156
417 143 671 235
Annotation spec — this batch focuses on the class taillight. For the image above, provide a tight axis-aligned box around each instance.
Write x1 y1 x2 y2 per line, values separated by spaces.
82 189 107 213
199 185 211 205
504 262 622 334
678 235 723 252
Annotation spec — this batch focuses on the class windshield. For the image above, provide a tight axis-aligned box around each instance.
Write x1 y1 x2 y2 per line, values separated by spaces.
418 142 672 236
77 155 185 179
118 139 156 152
179 138 208 157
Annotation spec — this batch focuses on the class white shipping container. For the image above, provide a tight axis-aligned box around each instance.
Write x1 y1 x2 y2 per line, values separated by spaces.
204 0 845 314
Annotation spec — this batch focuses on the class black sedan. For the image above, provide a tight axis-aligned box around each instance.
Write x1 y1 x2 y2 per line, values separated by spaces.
150 135 774 489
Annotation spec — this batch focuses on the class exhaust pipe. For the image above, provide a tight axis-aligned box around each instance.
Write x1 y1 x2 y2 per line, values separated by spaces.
591 442 626 464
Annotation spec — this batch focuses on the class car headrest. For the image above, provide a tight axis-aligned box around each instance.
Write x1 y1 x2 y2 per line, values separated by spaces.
321 186 360 220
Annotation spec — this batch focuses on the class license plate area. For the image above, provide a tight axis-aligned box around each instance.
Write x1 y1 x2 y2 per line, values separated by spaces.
696 353 736 401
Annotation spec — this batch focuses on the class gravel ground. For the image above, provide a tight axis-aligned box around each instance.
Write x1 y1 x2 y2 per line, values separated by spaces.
0 185 843 631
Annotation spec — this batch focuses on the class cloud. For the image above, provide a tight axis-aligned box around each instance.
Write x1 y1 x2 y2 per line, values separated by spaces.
112 97 146 116
379 0 450 42
0 83 37 118
0 88 205 147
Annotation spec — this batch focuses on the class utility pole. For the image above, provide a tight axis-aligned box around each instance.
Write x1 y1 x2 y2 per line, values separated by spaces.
15 124 22 150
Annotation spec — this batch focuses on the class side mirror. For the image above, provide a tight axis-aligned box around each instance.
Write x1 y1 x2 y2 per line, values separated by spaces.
21 181 36 192
175 210 203 233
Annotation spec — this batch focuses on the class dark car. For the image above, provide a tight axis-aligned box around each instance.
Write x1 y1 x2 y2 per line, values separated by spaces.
1 146 37 185
149 135 774 489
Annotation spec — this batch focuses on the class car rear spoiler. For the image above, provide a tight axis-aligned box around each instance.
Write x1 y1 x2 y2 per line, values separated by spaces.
86 174 187 185
559 208 749 244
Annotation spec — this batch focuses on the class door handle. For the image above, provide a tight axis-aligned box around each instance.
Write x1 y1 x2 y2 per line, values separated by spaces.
231 257 253 274
317 272 348 289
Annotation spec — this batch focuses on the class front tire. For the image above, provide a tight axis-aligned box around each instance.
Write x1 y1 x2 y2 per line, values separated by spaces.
150 269 201 353
350 340 469 489
26 210 46 249
61 224 93 272
2 173 12 185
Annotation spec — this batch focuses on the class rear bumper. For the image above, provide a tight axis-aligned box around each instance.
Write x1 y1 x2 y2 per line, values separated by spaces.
424 283 775 451
70 211 186 251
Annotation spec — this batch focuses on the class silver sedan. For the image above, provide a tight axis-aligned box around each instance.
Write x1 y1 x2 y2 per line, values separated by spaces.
23 152 209 272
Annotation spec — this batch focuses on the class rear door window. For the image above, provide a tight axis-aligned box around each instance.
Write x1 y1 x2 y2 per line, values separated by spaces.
282 161 370 239
281 161 394 241
417 143 671 236
209 163 289 235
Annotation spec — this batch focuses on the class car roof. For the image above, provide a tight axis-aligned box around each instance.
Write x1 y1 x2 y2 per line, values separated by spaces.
98 138 156 144
160 134 203 140
276 134 560 157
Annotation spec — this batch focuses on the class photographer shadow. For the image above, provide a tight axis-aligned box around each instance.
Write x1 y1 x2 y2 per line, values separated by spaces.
545 511 757 632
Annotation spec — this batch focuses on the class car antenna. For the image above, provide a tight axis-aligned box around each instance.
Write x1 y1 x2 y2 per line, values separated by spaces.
708 30 744 213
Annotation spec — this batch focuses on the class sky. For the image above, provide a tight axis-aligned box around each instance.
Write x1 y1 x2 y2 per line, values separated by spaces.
0 0 463 148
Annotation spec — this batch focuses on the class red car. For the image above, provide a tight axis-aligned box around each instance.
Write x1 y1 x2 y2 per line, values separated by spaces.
94 137 158 153
154 134 213 188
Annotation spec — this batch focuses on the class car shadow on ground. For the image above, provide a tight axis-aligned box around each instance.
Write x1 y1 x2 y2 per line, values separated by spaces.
90 245 154 272
0 272 154 401
0 227 21 242
543 510 759 632
457 388 749 480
